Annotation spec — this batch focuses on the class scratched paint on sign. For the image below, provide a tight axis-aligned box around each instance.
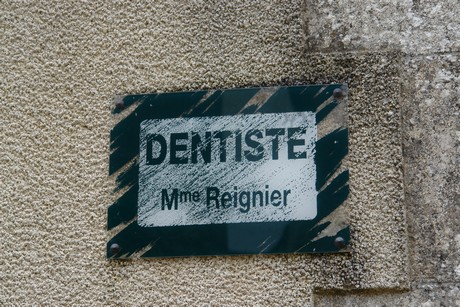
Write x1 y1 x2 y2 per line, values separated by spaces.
138 112 317 227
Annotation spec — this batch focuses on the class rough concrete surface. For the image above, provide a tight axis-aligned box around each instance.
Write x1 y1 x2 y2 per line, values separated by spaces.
1 0 458 306
403 54 460 284
302 0 460 54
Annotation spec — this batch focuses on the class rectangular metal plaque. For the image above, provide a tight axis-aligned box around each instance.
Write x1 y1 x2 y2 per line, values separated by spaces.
108 85 349 258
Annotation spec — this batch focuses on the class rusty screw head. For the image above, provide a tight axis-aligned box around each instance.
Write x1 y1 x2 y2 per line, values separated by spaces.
110 243 120 254
333 88 345 99
334 237 346 249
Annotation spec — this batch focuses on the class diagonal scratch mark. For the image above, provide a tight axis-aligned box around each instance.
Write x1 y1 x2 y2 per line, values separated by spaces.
257 236 272 248
259 242 273 254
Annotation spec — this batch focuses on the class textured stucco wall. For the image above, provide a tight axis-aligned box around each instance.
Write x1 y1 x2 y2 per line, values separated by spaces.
1 0 458 306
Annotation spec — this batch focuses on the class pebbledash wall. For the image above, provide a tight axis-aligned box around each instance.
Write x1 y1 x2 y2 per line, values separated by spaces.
1 1 458 306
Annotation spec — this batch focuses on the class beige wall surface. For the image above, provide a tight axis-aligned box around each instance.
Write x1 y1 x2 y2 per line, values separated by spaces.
1 1 458 306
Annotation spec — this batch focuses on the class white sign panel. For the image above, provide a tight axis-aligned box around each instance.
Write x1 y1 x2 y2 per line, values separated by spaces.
138 112 317 227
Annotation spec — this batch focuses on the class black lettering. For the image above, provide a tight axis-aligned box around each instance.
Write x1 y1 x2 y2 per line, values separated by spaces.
283 189 291 206
265 185 269 206
191 132 211 163
221 192 232 209
239 191 251 213
265 128 285 160
170 133 189 164
146 134 167 165
192 191 200 202
179 191 192 202
206 187 220 208
213 131 232 162
244 129 264 161
271 190 281 206
161 189 178 210
287 127 307 159
252 191 263 207
235 130 242 162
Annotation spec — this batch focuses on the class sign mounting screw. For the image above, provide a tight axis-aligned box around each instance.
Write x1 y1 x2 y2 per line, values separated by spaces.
110 243 120 255
115 101 125 110
333 88 346 99
334 236 346 249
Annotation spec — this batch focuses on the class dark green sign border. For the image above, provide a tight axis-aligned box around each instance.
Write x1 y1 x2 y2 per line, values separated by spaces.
107 85 349 259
